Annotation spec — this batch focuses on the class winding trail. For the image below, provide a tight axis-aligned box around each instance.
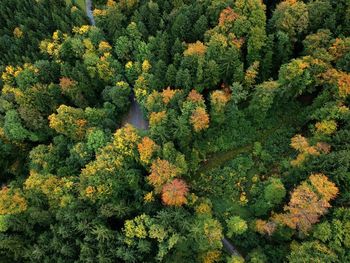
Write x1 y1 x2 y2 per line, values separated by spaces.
85 0 148 129
198 107 305 174
84 0 238 256
121 93 149 129
85 0 95 26
222 238 242 258
196 109 306 258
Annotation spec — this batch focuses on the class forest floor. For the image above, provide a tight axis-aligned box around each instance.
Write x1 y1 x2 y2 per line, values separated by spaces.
65 0 86 11
198 106 307 174
198 144 253 173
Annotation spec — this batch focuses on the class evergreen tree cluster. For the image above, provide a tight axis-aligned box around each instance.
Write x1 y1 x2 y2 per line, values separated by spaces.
0 0 350 262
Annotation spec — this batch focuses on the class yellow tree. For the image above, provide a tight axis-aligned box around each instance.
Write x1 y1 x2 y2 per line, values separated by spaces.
48 105 88 140
210 90 231 123
149 111 167 127
309 173 339 201
244 61 259 87
290 134 331 167
184 41 207 57
161 87 181 105
290 134 309 152
315 120 337 135
0 187 27 215
80 125 140 201
138 136 159 164
13 27 23 38
190 107 210 132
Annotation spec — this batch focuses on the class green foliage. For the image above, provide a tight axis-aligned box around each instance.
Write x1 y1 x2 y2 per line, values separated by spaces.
270 0 309 42
263 178 286 205
226 216 248 237
86 128 108 152
4 110 30 141
288 241 338 263
247 249 268 263
0 0 86 66
0 0 350 262
0 215 9 232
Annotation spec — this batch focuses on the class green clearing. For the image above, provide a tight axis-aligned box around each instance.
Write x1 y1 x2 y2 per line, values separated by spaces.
198 105 307 175
65 0 86 12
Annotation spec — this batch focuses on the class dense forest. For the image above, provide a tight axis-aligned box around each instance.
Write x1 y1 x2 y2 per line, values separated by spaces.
0 0 350 262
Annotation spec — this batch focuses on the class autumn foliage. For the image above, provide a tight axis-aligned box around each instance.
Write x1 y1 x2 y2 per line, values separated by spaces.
329 38 350 60
13 27 23 38
272 174 338 233
138 137 158 164
184 41 207 56
315 142 331 154
218 7 239 27
187 89 205 103
190 107 210 132
1 0 350 261
290 135 331 166
338 73 350 98
315 120 337 135
0 187 27 215
255 219 277 236
98 41 112 52
148 158 179 192
211 90 230 106
309 173 339 201
59 77 76 90
149 111 167 127
161 178 189 206
161 87 180 104
48 105 88 140
322 69 350 98
290 134 309 152
202 250 221 263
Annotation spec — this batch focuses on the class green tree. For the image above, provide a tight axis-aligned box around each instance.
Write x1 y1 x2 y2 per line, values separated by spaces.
226 216 248 237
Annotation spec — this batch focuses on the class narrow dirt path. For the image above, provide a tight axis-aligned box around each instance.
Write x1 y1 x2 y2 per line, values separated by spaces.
222 238 243 258
196 109 306 258
86 1 148 129
121 94 149 129
198 108 305 174
85 0 95 26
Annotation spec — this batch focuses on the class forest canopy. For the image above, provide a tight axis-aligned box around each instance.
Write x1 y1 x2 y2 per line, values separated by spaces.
0 0 350 262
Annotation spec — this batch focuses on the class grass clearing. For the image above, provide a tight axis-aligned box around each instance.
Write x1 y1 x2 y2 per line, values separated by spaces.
65 0 86 12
